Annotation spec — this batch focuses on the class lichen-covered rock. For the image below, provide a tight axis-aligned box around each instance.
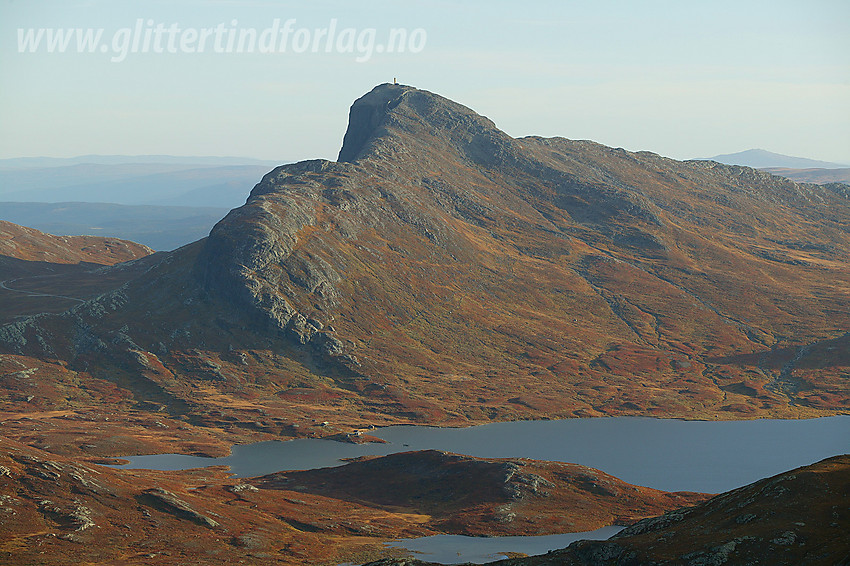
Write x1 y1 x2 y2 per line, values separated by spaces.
141 488 220 529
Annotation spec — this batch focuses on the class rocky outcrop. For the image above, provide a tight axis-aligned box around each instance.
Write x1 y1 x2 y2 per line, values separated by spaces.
253 450 708 536
412 454 850 566
38 500 95 532
141 488 220 528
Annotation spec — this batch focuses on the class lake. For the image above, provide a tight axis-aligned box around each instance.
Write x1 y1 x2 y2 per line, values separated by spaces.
111 415 850 492
109 416 849 564
382 526 625 564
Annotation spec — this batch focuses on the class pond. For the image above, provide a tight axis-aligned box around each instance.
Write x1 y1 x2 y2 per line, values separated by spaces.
382 526 625 564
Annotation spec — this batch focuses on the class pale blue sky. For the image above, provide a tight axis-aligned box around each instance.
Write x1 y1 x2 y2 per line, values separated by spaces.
1 0 848 163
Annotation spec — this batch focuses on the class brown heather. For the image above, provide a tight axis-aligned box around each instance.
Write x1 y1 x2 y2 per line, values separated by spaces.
0 84 847 565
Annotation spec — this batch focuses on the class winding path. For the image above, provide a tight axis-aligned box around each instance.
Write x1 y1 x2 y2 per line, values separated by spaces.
0 278 86 303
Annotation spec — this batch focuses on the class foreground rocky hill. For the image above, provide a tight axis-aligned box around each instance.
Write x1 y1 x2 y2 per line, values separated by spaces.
1 84 848 456
254 450 708 536
364 454 850 566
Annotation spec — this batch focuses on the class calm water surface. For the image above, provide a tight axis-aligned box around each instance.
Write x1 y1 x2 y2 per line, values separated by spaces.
383 526 624 564
110 416 849 564
111 416 850 492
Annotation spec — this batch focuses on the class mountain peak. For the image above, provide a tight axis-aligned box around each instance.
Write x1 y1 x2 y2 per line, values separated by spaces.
337 83 414 162
337 83 505 164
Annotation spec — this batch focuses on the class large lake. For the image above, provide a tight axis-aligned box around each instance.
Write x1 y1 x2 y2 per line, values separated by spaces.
112 415 850 492
109 416 849 564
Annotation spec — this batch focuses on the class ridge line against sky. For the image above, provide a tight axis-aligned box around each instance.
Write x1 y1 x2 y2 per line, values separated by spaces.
0 0 848 164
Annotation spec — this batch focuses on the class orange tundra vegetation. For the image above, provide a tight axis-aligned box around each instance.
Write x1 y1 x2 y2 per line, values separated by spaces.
0 84 848 565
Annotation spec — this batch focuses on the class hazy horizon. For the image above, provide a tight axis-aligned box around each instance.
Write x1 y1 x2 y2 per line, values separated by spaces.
1 0 848 166
2 147 848 169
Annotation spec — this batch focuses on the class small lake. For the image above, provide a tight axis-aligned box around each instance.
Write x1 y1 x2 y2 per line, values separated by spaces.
383 526 624 564
111 415 850 493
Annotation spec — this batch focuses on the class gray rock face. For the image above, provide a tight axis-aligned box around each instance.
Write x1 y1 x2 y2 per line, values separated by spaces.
141 488 220 529
569 540 629 563
681 537 756 566
37 499 95 532
337 83 508 167
337 85 413 163
613 506 691 538
501 462 554 500
197 159 358 368
770 530 797 545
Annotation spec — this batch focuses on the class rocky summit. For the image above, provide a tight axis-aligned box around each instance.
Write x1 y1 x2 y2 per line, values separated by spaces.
1 83 849 451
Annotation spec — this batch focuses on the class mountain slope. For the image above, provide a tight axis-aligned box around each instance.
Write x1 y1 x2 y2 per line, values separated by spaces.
0 221 157 325
0 220 153 265
1 84 848 448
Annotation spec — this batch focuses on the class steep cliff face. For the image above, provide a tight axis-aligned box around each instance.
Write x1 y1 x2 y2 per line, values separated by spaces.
198 160 352 358
1 84 848 439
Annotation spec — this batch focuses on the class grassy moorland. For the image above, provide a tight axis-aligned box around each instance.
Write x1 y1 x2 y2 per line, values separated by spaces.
0 84 847 565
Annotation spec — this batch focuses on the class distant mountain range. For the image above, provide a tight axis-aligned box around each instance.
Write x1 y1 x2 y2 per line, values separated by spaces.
0 202 229 251
0 155 280 169
760 166 850 185
0 161 278 209
700 148 849 169
0 156 285 249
